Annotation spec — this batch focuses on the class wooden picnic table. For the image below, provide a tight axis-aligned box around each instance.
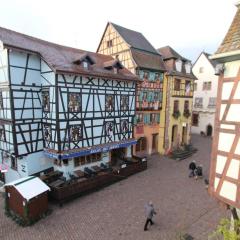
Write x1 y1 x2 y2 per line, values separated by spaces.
74 170 85 178
91 165 102 173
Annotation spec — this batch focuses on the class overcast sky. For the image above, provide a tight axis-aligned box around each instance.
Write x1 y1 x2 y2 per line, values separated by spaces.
0 0 237 62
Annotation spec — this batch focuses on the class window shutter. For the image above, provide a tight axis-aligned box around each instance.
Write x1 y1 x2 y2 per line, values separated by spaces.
157 114 160 123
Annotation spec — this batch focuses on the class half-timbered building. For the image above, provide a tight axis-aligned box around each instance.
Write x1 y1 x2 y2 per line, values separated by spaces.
157 46 196 153
0 27 139 183
209 1 240 217
97 22 166 156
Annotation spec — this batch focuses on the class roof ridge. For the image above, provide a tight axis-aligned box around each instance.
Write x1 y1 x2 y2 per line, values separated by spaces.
0 26 104 57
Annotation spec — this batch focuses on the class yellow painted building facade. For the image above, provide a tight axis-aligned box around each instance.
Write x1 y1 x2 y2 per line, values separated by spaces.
158 47 196 154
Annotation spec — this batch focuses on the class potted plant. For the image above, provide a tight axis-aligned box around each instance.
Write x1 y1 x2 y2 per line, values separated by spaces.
183 109 191 118
172 110 181 119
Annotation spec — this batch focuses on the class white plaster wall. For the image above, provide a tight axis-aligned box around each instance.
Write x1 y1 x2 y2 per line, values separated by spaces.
0 48 8 83
191 112 215 135
192 53 219 134
26 151 53 175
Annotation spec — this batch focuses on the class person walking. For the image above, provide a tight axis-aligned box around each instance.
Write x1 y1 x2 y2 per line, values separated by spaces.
144 201 156 231
188 160 196 178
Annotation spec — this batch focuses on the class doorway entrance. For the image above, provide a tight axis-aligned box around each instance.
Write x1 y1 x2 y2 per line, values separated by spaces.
136 137 147 154
111 147 126 166
171 125 178 148
207 125 213 137
182 125 188 145
152 134 158 153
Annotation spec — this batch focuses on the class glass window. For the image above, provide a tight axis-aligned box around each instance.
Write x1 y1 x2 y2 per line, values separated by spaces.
184 100 189 111
69 125 82 142
121 119 128 133
185 81 191 95
0 125 5 141
174 79 181 91
42 88 50 112
43 124 51 142
105 95 114 112
68 93 81 112
192 113 199 126
174 100 179 112
143 71 149 79
194 83 197 91
107 40 113 48
83 61 88 69
120 95 129 111
199 67 204 73
208 97 216 108
175 60 182 72
194 97 203 108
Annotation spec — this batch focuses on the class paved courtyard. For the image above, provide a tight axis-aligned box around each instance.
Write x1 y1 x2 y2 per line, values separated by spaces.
0 135 229 240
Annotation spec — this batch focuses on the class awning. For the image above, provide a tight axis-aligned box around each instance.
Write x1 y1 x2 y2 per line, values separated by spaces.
44 139 137 160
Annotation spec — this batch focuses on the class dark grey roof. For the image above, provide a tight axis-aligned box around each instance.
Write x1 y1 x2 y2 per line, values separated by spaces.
157 46 189 61
0 26 139 82
111 22 159 54
131 49 165 71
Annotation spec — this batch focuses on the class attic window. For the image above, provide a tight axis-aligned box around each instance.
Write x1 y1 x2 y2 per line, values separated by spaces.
72 54 95 66
175 60 182 72
83 61 88 69
185 62 191 74
113 67 118 74
107 40 113 48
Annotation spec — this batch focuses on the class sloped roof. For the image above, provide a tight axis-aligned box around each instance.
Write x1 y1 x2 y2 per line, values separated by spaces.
5 176 50 201
157 46 189 61
158 45 196 80
131 48 165 71
193 52 219 69
216 5 240 54
202 52 218 68
0 26 139 82
111 22 159 54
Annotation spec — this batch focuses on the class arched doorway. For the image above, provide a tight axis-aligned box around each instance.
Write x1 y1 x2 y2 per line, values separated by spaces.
207 124 213 137
136 137 147 154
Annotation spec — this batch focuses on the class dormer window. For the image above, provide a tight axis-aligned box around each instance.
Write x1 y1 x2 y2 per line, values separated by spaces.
175 59 182 72
104 59 124 73
113 67 118 74
72 53 95 67
185 62 191 74
83 61 88 69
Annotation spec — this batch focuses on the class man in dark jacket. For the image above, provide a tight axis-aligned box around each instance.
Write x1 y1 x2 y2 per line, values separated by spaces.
144 201 156 231
189 160 196 177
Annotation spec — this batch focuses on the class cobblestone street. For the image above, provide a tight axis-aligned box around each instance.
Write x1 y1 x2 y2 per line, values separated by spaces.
0 135 229 240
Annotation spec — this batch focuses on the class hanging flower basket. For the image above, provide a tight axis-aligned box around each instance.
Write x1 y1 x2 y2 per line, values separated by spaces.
183 109 191 118
172 110 181 119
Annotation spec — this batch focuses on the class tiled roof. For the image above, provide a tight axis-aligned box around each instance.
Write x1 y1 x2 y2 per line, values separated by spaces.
216 6 240 54
157 46 189 61
158 46 196 80
131 48 165 71
0 26 139 82
111 22 159 54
